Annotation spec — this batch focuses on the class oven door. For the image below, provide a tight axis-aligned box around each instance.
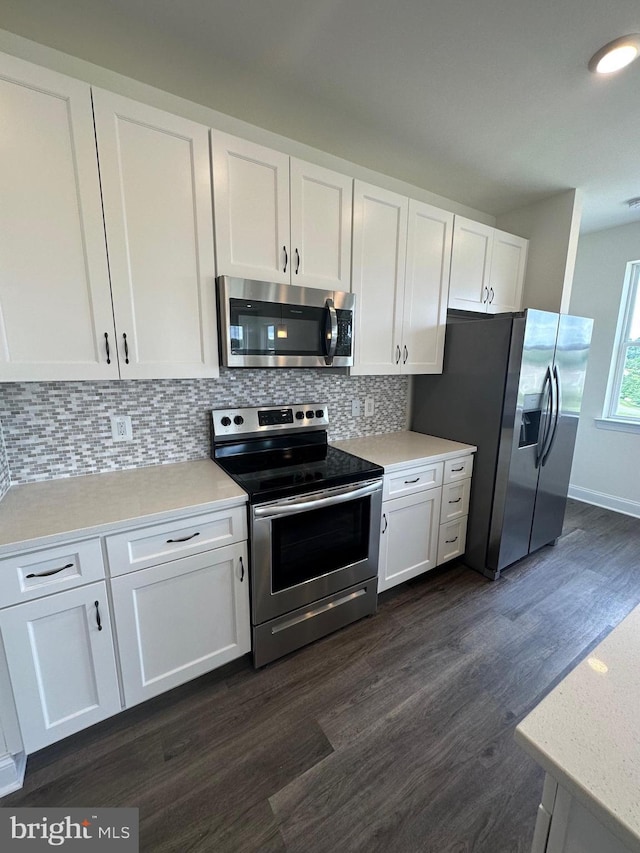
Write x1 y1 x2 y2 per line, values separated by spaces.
250 479 382 624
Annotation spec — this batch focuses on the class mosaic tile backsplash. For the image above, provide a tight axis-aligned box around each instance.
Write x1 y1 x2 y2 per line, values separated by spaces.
0 371 409 486
0 424 9 499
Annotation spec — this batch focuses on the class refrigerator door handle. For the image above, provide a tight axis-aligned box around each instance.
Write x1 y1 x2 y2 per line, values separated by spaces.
541 365 562 467
535 366 554 468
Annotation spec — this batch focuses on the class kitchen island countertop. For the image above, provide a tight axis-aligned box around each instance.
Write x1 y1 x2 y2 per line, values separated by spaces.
332 430 476 472
0 460 246 556
516 604 640 852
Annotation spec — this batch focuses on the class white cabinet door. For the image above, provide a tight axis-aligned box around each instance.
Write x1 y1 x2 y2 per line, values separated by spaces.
93 90 218 379
487 229 527 314
0 582 120 753
111 542 250 707
290 159 352 290
448 216 493 312
212 132 290 283
351 181 407 375
0 53 116 381
378 488 441 592
401 200 453 373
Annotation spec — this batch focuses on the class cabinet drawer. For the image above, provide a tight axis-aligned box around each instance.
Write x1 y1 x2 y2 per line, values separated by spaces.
437 517 467 565
0 539 105 608
440 478 471 523
383 462 443 501
106 506 247 577
443 455 473 484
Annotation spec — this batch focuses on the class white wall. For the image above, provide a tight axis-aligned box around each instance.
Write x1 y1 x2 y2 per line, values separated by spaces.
496 189 582 313
568 221 640 517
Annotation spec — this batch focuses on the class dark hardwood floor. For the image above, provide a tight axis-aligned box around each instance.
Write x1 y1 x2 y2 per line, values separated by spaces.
5 500 640 852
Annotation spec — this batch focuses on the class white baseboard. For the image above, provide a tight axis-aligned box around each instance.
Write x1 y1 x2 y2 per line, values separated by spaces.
568 485 640 519
0 751 26 798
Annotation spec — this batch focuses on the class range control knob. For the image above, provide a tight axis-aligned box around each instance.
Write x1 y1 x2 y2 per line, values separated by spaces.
233 415 244 425
305 411 314 418
220 416 231 427
295 411 305 420
315 409 324 419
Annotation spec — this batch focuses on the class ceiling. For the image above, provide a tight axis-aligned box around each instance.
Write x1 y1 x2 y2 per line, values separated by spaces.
2 0 640 232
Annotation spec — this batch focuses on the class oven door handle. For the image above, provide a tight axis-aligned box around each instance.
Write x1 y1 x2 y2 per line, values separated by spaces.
253 480 382 519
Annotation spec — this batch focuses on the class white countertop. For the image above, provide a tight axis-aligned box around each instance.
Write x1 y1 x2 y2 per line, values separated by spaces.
332 431 476 472
515 604 640 852
0 460 246 556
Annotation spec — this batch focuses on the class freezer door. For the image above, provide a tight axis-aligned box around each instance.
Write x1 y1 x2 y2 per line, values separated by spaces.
489 310 559 572
529 314 593 553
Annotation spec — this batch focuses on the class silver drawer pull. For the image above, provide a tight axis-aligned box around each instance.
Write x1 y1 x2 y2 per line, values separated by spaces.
404 477 420 484
25 562 73 579
166 532 200 544
445 536 458 544
451 466 464 472
448 497 462 504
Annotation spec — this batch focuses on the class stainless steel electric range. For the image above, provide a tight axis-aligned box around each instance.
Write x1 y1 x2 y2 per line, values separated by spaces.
211 404 383 667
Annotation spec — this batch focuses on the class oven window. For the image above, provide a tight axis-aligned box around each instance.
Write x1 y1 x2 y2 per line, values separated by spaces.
271 496 370 593
229 298 325 356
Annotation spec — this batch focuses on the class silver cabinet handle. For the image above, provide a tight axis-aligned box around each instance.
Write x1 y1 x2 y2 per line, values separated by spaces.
26 562 73 579
483 286 489 303
395 345 401 364
295 248 300 274
403 345 408 364
489 286 494 303
445 536 458 544
283 246 288 273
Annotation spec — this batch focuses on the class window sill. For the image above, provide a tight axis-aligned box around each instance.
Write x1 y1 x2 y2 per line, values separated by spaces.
594 418 640 434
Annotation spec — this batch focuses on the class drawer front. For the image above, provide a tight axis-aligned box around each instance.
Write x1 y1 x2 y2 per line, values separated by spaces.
383 462 443 501
0 539 105 608
440 478 471 523
443 455 474 484
437 517 467 565
106 506 248 577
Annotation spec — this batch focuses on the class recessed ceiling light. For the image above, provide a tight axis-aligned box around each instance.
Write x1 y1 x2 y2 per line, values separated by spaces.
589 34 640 74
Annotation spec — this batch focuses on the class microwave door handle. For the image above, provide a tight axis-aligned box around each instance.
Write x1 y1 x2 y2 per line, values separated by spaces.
324 298 338 365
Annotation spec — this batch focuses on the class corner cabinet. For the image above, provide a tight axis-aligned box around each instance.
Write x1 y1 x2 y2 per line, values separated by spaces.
211 131 352 290
92 90 219 379
448 216 528 314
351 181 453 375
0 53 219 382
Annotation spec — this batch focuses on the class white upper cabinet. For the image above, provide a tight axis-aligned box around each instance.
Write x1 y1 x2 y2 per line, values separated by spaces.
449 216 527 314
448 217 494 312
289 159 352 290
487 228 528 314
0 53 116 381
93 90 219 379
212 131 352 289
352 183 453 375
212 132 290 284
402 200 453 373
351 182 407 374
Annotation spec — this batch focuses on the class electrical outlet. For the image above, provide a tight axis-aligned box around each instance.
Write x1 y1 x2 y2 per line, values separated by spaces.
364 397 375 417
110 415 133 442
351 399 361 417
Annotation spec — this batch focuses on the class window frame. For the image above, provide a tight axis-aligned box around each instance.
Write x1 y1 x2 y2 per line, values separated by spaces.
605 260 640 423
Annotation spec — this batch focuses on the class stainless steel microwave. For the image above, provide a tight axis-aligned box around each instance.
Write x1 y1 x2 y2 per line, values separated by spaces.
216 276 355 368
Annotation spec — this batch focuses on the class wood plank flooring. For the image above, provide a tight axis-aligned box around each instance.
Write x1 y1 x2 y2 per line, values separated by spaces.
5 500 640 852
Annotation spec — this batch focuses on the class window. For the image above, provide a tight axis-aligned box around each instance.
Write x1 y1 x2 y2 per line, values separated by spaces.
606 261 640 422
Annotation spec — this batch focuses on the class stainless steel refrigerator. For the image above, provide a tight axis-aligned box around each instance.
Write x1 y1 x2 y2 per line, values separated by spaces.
411 309 593 579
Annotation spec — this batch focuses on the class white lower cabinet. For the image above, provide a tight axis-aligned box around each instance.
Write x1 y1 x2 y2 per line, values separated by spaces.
378 454 474 592
378 489 441 592
111 542 250 707
0 582 121 753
